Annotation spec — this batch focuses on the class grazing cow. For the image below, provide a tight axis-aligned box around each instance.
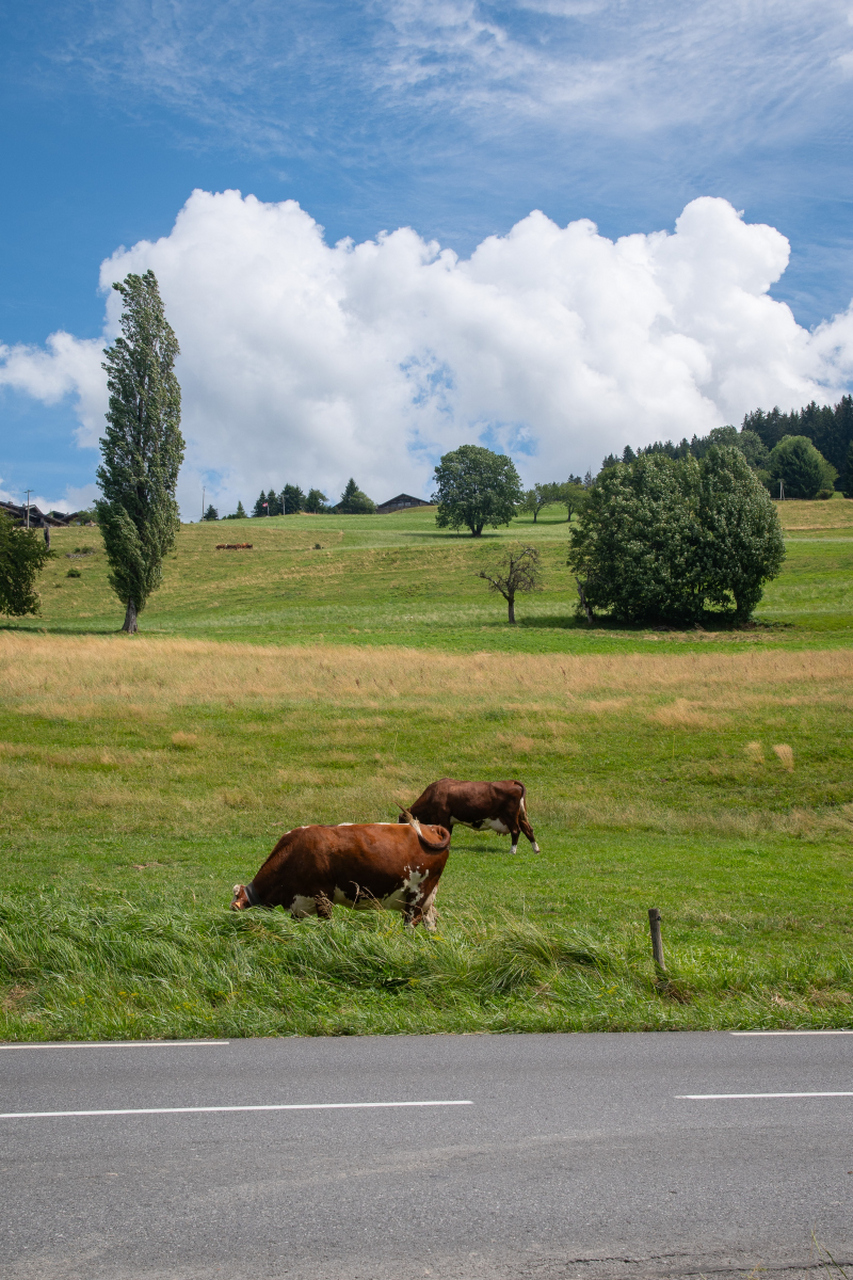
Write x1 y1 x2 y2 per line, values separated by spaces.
400 778 540 855
230 817 451 929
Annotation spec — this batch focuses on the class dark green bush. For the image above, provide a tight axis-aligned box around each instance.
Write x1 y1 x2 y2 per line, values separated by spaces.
569 447 785 625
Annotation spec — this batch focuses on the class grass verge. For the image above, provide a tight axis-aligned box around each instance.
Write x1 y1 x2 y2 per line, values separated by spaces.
3 890 851 1040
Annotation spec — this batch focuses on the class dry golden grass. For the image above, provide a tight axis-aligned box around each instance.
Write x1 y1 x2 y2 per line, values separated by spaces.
3 632 852 716
773 743 795 770
775 496 853 532
651 698 725 729
2 632 851 844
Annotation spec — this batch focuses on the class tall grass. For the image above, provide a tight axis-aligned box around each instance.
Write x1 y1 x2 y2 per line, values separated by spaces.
2 889 851 1041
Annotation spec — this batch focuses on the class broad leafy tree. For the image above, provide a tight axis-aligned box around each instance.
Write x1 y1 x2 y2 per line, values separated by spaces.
569 447 784 625
522 478 587 523
521 482 563 522
698 446 786 618
96 270 184 633
432 444 523 536
0 513 52 616
561 479 588 523
478 544 541 623
522 483 556 523
305 488 329 513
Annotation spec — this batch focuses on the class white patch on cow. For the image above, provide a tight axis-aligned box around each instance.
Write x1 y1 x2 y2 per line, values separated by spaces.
289 894 319 918
332 886 357 907
451 817 510 835
510 842 519 855
400 866 427 897
532 841 541 853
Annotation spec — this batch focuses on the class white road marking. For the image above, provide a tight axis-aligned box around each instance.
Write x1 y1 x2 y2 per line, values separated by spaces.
0 1040 229 1050
677 1091 853 1100
0 1100 473 1120
730 1030 853 1036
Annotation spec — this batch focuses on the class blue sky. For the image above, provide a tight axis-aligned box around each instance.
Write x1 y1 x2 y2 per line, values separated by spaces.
3 1 853 512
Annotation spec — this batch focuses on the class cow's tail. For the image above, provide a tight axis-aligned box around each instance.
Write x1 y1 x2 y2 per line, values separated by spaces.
393 795 413 825
394 802 451 853
514 780 528 814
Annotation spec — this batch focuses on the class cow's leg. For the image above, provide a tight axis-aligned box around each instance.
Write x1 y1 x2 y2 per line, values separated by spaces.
509 823 520 856
518 798 540 852
406 886 438 930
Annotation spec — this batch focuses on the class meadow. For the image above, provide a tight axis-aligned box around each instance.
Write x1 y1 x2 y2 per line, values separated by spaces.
0 499 851 1039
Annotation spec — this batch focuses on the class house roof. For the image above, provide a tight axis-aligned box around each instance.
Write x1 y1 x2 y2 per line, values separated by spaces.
376 493 434 512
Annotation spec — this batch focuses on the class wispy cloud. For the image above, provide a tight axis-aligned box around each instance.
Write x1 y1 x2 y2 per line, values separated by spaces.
376 0 853 141
35 1 853 159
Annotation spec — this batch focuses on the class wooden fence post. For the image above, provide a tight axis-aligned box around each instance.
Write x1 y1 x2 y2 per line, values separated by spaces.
648 907 665 971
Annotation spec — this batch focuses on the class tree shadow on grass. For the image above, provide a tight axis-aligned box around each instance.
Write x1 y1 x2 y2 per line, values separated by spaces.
0 622 125 637
475 614 589 631
401 531 506 540
447 839 510 856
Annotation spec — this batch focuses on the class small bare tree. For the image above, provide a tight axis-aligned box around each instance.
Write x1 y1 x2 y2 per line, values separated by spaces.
478 544 541 624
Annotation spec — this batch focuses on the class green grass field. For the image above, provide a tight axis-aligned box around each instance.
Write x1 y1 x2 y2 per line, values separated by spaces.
1 498 851 1039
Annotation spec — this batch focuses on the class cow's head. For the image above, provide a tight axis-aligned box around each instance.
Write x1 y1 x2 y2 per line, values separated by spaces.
231 880 267 910
231 883 250 910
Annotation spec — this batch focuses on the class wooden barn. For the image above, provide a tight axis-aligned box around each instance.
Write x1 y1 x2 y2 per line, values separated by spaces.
376 493 434 515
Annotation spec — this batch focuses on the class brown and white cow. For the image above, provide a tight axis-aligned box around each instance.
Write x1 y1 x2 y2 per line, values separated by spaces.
399 778 540 855
230 817 451 928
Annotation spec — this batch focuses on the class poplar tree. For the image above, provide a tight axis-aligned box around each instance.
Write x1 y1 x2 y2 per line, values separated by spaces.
96 271 184 633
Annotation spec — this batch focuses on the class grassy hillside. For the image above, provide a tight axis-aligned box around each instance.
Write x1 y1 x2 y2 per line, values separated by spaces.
0 497 851 1039
8 495 853 651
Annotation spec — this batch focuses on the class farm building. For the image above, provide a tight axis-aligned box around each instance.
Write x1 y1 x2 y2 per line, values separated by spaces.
376 493 434 515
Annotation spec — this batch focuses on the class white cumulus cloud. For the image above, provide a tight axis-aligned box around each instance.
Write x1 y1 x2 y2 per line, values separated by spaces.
0 331 106 447
3 189 853 516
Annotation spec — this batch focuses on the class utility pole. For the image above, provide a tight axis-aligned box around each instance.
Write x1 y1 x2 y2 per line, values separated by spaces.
25 489 32 529
779 479 785 501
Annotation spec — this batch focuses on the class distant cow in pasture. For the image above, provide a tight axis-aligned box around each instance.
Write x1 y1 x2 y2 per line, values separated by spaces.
399 778 540 855
230 817 451 928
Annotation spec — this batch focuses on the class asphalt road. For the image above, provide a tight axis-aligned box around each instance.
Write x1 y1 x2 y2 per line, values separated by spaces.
1 1031 851 1280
